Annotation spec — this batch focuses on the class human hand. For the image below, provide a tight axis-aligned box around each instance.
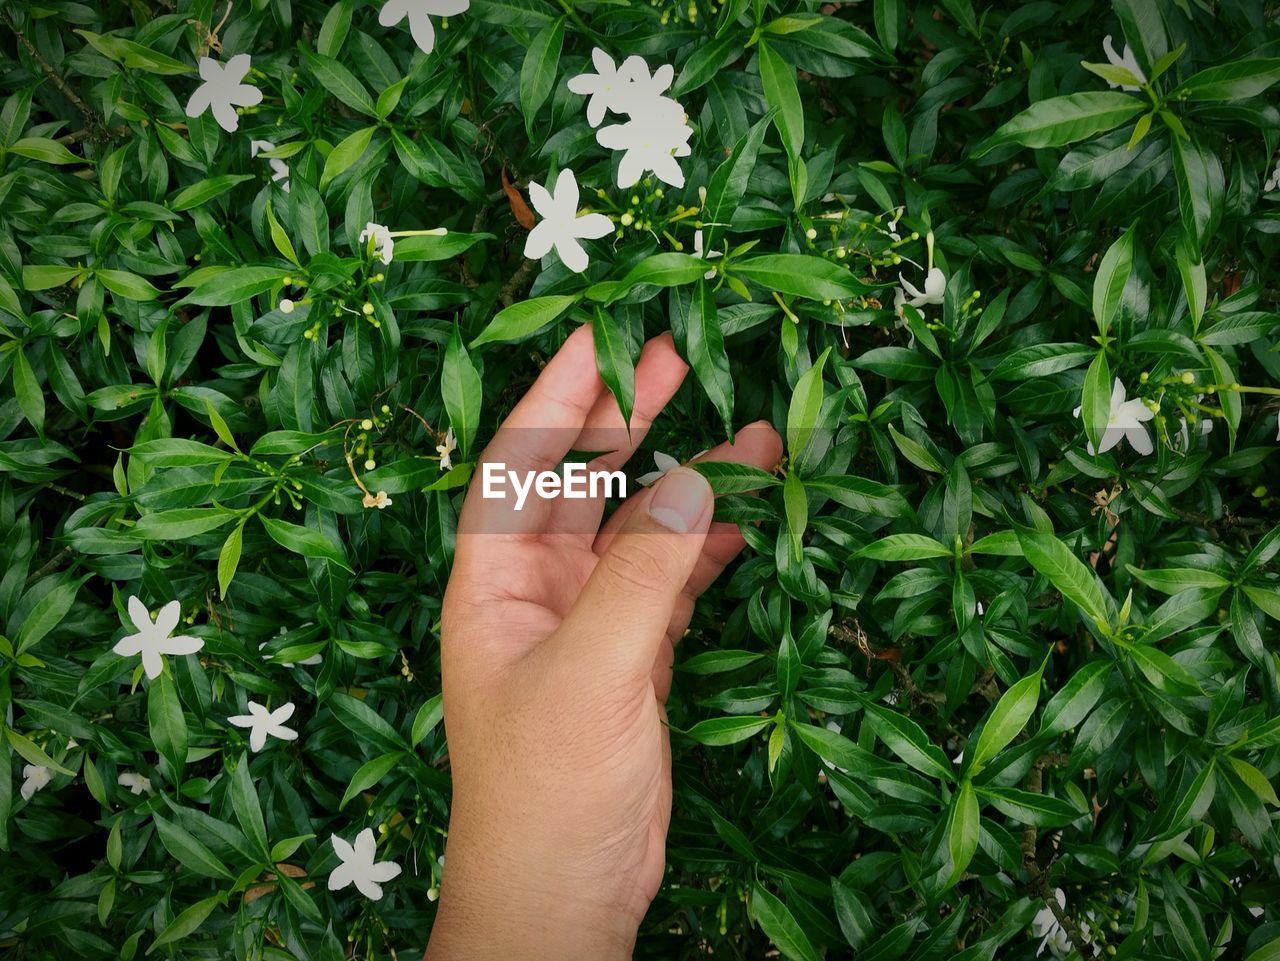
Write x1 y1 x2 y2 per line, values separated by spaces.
424 325 781 960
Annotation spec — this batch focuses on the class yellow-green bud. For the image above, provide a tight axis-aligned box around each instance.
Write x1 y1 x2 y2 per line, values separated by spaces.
365 459 376 471
362 302 375 315
1181 371 1195 384
360 419 373 430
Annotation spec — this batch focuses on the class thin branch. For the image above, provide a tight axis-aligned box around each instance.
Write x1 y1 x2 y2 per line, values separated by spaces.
498 258 537 308
1 8 111 141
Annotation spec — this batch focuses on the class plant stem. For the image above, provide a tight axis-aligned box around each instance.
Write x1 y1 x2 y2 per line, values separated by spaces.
0 8 111 142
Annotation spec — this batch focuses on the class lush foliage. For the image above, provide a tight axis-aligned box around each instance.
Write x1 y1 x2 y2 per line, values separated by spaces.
2 0 1280 958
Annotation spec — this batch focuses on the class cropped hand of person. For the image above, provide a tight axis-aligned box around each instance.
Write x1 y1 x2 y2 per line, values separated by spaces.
424 325 780 960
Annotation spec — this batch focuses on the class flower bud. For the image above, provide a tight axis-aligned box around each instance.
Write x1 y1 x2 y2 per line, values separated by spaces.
362 302 375 316
279 298 294 314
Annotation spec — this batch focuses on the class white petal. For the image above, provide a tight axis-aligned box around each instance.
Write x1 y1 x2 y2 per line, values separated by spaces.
211 100 239 132
272 702 297 723
368 860 402 883
227 714 256 729
523 222 556 261
615 151 644 189
650 154 685 188
328 863 355 891
591 47 615 75
354 828 378 864
354 876 385 900
232 83 263 108
198 57 222 82
654 451 681 472
1096 429 1121 454
553 167 579 212
141 648 164 680
224 53 252 82
1109 377 1126 409
573 212 614 241
113 632 145 658
127 596 152 632
527 180 555 219
267 723 298 742
556 237 590 273
163 634 203 657
153 600 181 637
406 11 438 54
332 834 356 863
379 0 409 26
1126 425 1153 455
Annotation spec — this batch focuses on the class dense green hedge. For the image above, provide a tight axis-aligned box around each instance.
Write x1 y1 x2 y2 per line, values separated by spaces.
2 0 1279 958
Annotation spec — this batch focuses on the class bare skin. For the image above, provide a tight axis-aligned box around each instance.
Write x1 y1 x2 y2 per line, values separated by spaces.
424 325 781 960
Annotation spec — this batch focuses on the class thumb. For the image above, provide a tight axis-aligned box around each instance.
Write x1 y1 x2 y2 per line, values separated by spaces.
550 467 714 679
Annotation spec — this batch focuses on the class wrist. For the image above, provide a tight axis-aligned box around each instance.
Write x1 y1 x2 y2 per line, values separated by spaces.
425 823 643 961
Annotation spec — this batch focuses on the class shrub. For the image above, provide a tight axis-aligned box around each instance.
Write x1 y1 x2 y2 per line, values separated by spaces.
1 0 1279 958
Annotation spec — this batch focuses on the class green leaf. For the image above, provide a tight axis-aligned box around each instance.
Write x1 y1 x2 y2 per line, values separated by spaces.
1170 136 1223 258
679 650 766 675
16 576 82 654
857 533 951 561
9 137 80 165
946 780 980 886
134 508 237 540
684 715 772 746
5 729 74 776
1177 58 1280 102
591 306 635 432
971 668 1042 771
410 694 444 747
1127 643 1203 695
978 786 1082 827
129 438 235 467
12 348 44 433
228 755 269 858
97 270 160 302
394 231 493 262
1014 526 1113 629
1092 225 1134 337
519 16 565 136
170 174 254 210
146 896 221 955
702 113 771 251
751 883 822 961
864 702 954 781
786 346 830 463
1037 661 1112 737
758 41 803 160
340 751 404 810
152 815 234 880
321 125 377 190
682 280 735 437
217 521 245 600
147 672 187 781
976 92 1144 155
1080 350 1111 454
22 265 82 290
689 461 781 494
304 51 375 115
186 267 289 307
806 475 911 517
1203 345 1240 450
735 255 870 300
442 323 482 459
471 295 579 347
260 516 352 571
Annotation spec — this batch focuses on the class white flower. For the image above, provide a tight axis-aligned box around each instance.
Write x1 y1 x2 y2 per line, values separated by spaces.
437 428 456 471
21 764 52 801
113 597 203 680
228 700 299 752
1031 889 1078 958
693 230 721 279
636 451 682 486
1073 378 1156 456
1102 36 1146 92
596 97 694 189
360 222 395 265
118 771 153 796
895 267 947 312
1264 159 1280 193
362 490 393 510
250 139 290 192
524 168 615 273
329 828 402 900
567 48 675 127
378 0 469 56
185 55 262 133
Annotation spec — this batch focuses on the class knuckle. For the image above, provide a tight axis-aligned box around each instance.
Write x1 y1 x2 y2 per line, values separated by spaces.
603 535 680 594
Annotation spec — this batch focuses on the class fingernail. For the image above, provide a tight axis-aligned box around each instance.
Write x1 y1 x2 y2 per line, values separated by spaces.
648 468 712 533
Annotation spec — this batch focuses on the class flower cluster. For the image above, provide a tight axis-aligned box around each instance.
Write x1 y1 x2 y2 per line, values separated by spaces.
569 48 694 189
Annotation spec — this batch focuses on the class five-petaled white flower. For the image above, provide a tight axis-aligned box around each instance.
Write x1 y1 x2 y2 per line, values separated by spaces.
1074 377 1156 456
360 222 395 265
1102 36 1146 92
524 168 615 273
1031 889 1077 958
692 230 721 279
894 267 946 313
113 596 203 680
228 700 299 752
118 771 153 796
21 764 52 801
437 428 457 471
597 98 694 189
567 49 675 127
362 490 393 510
329 828 402 900
186 55 262 133
378 0 470 56
250 139 290 192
